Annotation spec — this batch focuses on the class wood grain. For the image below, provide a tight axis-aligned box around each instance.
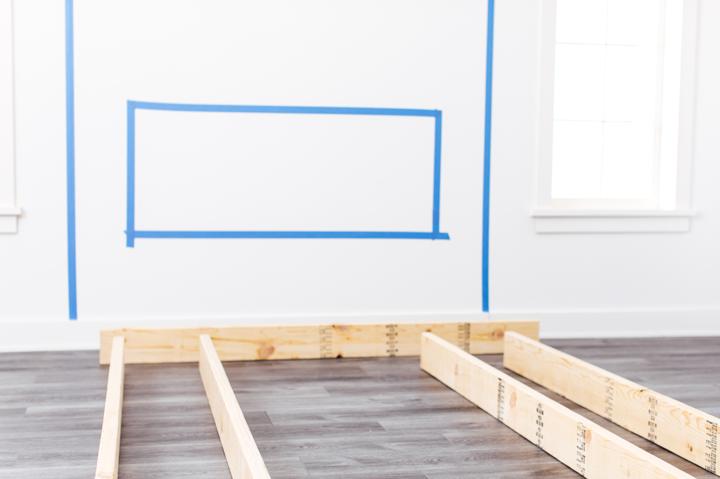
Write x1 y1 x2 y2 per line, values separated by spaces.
199 335 271 479
503 331 720 475
99 320 539 364
420 333 694 479
95 336 125 479
5 337 720 478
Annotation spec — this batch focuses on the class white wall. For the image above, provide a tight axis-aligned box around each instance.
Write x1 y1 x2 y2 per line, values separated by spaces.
0 0 490 350
1 0 719 351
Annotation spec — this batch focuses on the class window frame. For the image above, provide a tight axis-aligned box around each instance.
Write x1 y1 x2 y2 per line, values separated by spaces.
0 0 19 234
533 0 699 233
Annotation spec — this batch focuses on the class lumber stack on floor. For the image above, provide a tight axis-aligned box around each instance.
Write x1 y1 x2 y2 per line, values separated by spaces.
420 332 695 479
6 337 720 478
100 320 539 364
95 336 125 479
503 332 720 475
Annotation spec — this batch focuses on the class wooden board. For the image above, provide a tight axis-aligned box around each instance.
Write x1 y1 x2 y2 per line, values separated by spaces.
503 331 720 475
100 320 539 364
420 333 694 479
199 335 271 479
95 336 125 479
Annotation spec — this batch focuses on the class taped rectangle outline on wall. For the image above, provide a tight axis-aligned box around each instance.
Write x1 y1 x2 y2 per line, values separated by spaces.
125 101 450 247
65 0 496 321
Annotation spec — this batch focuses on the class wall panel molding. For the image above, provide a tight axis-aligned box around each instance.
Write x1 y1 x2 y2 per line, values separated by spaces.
0 0 19 233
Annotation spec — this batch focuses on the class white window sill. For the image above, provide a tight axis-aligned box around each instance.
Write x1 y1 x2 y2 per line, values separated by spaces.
0 206 22 234
531 209 695 234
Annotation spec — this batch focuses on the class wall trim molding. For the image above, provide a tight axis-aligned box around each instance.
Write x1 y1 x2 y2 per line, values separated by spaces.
0 308 719 352
531 209 696 234
0 206 21 233
0 0 19 235
492 308 720 338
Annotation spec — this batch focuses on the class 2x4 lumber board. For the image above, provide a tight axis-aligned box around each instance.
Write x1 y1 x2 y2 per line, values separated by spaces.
95 336 125 479
199 335 271 479
420 333 694 479
503 332 720 475
100 320 539 364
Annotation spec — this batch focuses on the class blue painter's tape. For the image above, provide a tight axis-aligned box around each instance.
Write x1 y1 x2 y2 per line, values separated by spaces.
133 231 450 240
126 102 135 248
126 101 449 244
127 101 439 118
61 5 502 322
65 0 78 320
482 0 495 313
432 111 443 234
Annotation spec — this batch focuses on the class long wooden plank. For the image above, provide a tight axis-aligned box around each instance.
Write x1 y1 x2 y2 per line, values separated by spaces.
503 331 720 475
420 333 694 479
100 320 539 364
95 336 125 479
199 335 271 479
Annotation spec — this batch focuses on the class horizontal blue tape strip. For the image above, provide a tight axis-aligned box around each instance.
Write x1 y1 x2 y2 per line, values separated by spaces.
130 230 450 240
128 101 440 118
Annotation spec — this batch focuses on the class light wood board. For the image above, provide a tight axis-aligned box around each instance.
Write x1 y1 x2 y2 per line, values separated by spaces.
503 331 720 475
95 336 125 479
100 320 539 364
199 335 271 479
420 332 694 479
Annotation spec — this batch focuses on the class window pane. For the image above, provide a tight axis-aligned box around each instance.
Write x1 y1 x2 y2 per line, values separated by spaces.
552 121 603 199
603 45 655 122
554 45 605 121
606 0 658 45
602 122 655 199
555 0 607 44
550 0 683 204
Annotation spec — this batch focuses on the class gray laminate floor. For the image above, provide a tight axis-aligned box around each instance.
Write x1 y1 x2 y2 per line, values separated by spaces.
1 337 719 478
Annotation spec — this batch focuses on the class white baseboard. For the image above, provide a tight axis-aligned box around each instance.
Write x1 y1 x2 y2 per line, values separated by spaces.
1 308 718 353
491 308 720 338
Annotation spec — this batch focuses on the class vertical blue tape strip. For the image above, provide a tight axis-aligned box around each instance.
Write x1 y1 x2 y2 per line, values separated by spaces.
65 0 77 320
126 102 135 247
482 0 495 313
432 111 442 235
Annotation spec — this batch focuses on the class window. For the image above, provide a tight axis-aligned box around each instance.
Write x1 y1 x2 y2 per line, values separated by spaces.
534 0 698 232
0 0 19 234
